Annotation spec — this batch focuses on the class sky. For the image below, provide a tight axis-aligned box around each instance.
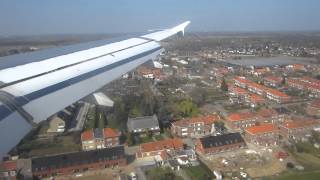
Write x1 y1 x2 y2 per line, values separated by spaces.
0 0 320 36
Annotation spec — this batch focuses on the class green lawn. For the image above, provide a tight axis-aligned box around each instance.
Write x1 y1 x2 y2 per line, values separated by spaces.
184 165 213 180
22 135 81 157
154 134 164 141
288 142 320 171
274 142 320 180
139 135 154 144
276 171 320 180
146 167 183 180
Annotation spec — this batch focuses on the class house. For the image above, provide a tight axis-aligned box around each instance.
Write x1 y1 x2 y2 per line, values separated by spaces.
287 77 320 96
32 146 127 179
307 99 320 117
228 86 248 104
279 120 319 140
245 94 265 108
265 88 291 103
47 115 65 133
171 114 220 138
0 160 17 180
257 108 285 124
245 124 279 146
226 108 284 130
233 76 290 103
104 128 121 147
81 129 95 151
226 112 258 129
196 133 246 155
81 128 120 151
127 115 160 135
247 82 266 96
136 138 183 159
286 64 307 71
234 76 251 89
264 76 283 87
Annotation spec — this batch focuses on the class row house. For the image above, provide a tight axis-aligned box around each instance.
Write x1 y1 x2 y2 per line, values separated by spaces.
226 108 284 130
136 138 183 159
286 64 307 72
287 77 320 95
245 94 265 108
247 82 266 96
32 146 127 179
258 108 285 124
264 75 283 87
234 76 251 89
81 128 120 151
307 99 320 117
196 133 246 155
0 160 17 180
171 114 220 138
233 77 290 103
228 86 248 104
226 112 258 129
279 120 319 140
265 88 291 103
244 124 279 146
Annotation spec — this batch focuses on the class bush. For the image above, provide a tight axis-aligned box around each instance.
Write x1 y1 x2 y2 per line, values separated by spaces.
287 162 295 169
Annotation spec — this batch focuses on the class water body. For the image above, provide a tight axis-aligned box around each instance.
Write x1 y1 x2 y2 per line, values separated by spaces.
224 56 317 67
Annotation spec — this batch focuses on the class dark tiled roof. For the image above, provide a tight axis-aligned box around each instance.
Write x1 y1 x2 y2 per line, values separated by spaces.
32 146 125 171
127 115 159 131
200 133 245 149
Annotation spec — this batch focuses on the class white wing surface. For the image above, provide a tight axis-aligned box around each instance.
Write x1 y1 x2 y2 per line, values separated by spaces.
0 21 190 157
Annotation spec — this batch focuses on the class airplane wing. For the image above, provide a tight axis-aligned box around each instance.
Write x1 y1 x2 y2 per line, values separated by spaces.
0 21 190 157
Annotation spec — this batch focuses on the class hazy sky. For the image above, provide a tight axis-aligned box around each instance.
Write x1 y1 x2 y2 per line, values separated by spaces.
1 0 320 35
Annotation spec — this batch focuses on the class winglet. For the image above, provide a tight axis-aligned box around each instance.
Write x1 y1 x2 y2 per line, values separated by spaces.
172 21 191 37
141 21 191 41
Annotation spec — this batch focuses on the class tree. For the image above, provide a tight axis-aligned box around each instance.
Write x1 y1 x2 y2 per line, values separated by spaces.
126 132 134 146
176 100 199 118
286 162 295 169
129 106 142 118
220 78 228 92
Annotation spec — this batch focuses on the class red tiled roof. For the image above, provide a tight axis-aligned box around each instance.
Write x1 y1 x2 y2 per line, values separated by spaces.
249 94 265 103
0 161 17 171
230 87 248 94
310 99 320 108
264 76 282 83
81 129 94 141
173 114 220 127
247 82 268 91
266 88 290 98
103 128 120 138
227 112 256 122
234 76 251 84
257 108 278 118
245 124 278 135
140 138 183 153
282 120 318 129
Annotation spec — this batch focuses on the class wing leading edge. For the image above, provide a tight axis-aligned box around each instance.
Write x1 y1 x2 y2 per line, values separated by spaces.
0 21 190 158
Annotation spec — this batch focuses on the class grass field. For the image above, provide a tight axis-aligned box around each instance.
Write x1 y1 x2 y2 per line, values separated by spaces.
184 165 213 180
276 171 320 180
28 135 81 157
274 142 320 180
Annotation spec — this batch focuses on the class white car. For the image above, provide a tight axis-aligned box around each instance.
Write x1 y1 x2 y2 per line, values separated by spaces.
130 172 137 180
240 172 247 178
